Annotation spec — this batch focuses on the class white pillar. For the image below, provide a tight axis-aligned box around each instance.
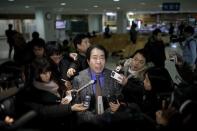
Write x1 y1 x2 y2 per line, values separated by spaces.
116 11 127 33
88 15 102 33
35 8 56 42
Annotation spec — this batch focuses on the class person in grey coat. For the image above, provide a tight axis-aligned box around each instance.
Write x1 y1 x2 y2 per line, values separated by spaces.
72 45 123 124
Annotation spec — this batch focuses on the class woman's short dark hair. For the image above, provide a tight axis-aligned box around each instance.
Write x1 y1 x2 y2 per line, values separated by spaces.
86 44 108 61
32 58 51 82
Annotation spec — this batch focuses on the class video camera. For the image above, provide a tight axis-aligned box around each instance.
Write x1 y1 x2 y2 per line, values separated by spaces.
111 65 124 83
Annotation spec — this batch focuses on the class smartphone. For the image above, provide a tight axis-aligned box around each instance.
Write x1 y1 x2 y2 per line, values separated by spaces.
111 71 123 82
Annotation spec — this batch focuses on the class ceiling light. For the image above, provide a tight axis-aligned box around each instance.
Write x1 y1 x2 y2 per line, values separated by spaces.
8 0 15 2
113 0 120 2
106 12 116 16
127 12 134 15
60 3 66 6
25 5 30 8
93 5 98 8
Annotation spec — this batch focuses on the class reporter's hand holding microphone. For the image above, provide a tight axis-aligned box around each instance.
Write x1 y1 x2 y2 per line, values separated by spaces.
61 89 87 112
61 80 96 112
71 103 88 112
61 89 74 104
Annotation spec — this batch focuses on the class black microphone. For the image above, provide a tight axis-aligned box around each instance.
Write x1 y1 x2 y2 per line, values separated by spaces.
83 95 91 108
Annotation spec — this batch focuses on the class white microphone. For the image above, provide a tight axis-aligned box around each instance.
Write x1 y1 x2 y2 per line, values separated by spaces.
77 80 95 92
63 80 95 103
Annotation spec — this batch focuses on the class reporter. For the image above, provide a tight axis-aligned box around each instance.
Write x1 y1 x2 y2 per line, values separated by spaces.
18 58 87 129
120 49 149 105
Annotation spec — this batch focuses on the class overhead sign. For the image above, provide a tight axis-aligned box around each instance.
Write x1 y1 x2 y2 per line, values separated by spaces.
162 3 180 11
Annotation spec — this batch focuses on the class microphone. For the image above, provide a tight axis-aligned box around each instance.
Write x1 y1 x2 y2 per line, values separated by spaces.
63 80 95 103
83 95 91 108
76 80 95 92
61 79 95 93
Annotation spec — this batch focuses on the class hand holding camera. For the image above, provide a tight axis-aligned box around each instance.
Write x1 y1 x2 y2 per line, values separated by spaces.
111 71 124 82
111 70 128 86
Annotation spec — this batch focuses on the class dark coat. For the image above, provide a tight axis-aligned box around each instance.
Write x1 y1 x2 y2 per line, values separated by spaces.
69 53 89 73
17 84 72 120
122 77 144 105
144 37 166 67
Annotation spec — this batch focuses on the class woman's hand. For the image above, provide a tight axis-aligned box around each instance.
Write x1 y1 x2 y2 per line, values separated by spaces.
109 100 120 112
67 68 76 78
117 74 128 86
71 103 87 112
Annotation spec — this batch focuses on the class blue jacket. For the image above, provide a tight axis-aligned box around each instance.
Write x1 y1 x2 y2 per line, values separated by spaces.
182 36 197 65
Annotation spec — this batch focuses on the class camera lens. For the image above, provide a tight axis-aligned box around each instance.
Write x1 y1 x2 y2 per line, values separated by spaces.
111 72 115 77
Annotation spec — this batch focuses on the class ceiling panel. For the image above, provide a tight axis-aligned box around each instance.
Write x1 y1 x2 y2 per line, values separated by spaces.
0 0 197 14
